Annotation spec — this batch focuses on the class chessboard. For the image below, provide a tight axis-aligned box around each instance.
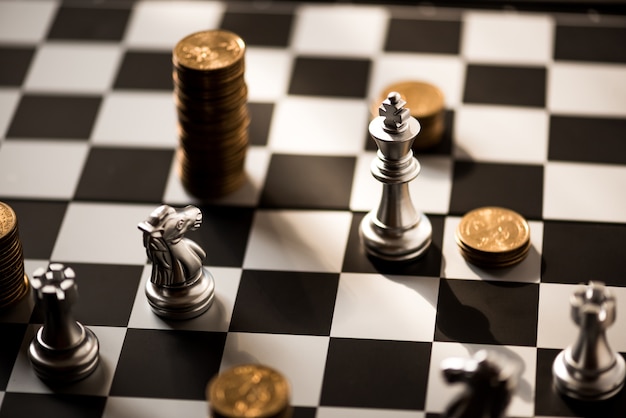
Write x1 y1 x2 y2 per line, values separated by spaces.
1 1 625 417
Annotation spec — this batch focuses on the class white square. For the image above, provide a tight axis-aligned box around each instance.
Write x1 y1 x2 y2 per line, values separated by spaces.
0 1 57 43
426 342 536 417
52 202 153 265
462 11 553 64
0 140 88 199
548 63 626 117
441 216 543 283
292 5 389 56
7 325 126 396
537 283 626 352
0 89 20 138
91 92 177 148
128 265 242 332
221 332 330 406
163 145 270 207
243 210 352 273
268 97 368 155
245 48 293 102
318 407 424 418
370 53 465 107
543 161 626 224
350 153 453 214
331 273 439 342
124 1 225 49
24 43 122 93
103 397 207 418
453 105 549 164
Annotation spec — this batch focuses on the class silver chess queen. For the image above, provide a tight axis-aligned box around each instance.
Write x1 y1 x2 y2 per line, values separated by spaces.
138 205 215 319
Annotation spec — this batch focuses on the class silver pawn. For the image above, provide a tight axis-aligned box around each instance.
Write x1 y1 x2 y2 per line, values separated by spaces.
138 205 215 320
441 350 519 418
359 91 432 261
28 263 99 382
553 281 626 400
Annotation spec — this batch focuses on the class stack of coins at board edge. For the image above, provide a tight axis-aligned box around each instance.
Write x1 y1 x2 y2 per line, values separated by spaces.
173 30 249 199
207 364 292 418
455 206 531 268
374 81 445 150
0 201 29 309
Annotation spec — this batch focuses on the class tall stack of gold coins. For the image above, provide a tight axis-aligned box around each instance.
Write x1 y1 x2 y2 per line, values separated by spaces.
173 30 249 199
455 206 531 268
207 364 292 418
0 201 29 308
375 81 445 150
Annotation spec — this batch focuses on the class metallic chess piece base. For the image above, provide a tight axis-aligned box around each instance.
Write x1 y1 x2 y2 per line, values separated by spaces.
553 348 626 401
360 212 432 261
28 323 99 383
146 267 215 320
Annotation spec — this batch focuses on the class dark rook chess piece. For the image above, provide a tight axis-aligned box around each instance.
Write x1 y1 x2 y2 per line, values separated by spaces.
441 350 519 418
28 263 99 382
553 281 626 400
138 204 215 319
359 91 432 261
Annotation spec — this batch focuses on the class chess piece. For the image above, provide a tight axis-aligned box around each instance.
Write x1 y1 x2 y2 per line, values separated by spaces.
441 350 519 418
552 281 626 400
359 92 432 261
28 263 99 382
138 204 215 319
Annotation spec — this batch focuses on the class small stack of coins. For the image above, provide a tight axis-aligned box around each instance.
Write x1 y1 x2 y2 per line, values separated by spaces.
375 81 445 150
173 29 249 199
0 201 29 309
207 364 292 418
455 206 531 268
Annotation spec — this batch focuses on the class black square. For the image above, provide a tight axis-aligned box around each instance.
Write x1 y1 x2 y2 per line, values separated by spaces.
320 338 431 410
342 212 444 277
220 11 294 47
463 65 546 107
292 407 317 418
2 199 68 260
248 102 274 146
542 221 626 286
47 5 131 41
229 270 339 336
0 393 106 418
74 147 174 203
288 57 371 98
114 51 173 90
384 18 462 54
6 95 101 140
555 25 626 64
535 348 626 417
110 328 226 399
260 154 355 210
549 115 626 165
434 279 539 346
29 263 143 327
0 323 27 390
186 205 254 267
449 161 544 220
0 47 34 86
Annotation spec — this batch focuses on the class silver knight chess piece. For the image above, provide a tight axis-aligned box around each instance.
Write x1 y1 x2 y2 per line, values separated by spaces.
441 350 519 418
552 281 625 400
359 91 432 261
28 263 100 383
138 205 215 319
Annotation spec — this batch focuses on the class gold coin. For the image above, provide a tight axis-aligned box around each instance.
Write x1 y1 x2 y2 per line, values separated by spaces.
208 364 290 417
0 201 17 241
374 80 444 119
174 30 245 72
456 207 530 254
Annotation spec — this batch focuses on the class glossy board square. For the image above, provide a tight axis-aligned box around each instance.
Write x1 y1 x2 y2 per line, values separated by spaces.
463 64 546 107
47 5 131 41
247 102 274 146
384 18 461 54
554 25 626 64
113 51 173 90
0 393 106 418
220 11 294 47
0 47 34 86
288 56 371 98
0 323 27 391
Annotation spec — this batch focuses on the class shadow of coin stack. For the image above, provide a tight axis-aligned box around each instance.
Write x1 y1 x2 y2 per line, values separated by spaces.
0 201 29 309
173 30 249 199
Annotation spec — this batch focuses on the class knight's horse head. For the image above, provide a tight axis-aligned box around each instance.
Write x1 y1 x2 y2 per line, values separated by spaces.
138 205 202 244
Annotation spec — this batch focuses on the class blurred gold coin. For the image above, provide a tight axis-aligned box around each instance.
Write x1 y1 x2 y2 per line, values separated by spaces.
174 30 245 71
0 201 17 241
374 80 444 119
456 207 530 255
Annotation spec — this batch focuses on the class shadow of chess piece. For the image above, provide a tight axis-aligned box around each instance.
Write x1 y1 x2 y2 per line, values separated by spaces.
138 205 215 320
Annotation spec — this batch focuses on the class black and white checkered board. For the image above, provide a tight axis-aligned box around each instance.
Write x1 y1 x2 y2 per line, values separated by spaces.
1 1 626 417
